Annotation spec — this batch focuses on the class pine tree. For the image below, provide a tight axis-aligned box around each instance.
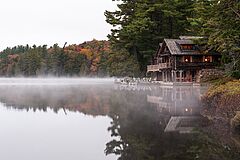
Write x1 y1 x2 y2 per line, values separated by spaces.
105 0 196 73
192 0 240 78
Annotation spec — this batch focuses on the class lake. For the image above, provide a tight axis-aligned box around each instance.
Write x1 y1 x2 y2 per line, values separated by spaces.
0 78 239 160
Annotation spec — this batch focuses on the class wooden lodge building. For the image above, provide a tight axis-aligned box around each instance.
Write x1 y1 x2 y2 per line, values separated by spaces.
147 36 221 83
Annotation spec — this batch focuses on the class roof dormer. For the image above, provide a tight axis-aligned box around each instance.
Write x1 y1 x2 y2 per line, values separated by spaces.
179 44 198 51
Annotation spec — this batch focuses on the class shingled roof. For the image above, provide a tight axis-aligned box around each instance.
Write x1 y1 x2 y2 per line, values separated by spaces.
164 39 201 55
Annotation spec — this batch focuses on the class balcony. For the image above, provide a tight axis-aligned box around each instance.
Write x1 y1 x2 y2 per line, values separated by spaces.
176 62 215 68
147 63 171 72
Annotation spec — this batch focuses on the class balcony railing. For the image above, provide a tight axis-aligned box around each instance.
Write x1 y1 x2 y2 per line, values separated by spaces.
147 63 170 72
177 62 215 68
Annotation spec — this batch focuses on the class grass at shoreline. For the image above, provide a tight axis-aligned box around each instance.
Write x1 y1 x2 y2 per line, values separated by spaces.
206 80 240 97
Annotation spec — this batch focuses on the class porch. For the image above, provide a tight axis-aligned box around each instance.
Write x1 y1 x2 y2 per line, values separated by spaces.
147 63 171 72
148 69 201 83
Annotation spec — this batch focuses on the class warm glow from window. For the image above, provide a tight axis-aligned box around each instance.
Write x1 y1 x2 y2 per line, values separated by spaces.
181 45 195 50
184 56 191 62
204 56 212 62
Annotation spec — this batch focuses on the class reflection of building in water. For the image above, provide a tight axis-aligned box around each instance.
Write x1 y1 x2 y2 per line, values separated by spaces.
114 84 153 91
147 86 204 133
147 86 202 116
164 116 199 133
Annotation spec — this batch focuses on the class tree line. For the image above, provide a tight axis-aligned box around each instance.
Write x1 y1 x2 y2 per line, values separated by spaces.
105 0 240 78
0 40 111 77
0 0 239 78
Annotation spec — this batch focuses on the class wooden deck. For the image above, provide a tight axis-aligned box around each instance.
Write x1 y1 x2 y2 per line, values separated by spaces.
147 63 171 72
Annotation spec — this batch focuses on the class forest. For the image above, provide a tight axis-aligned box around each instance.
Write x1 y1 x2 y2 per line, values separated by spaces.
0 40 111 77
105 0 240 78
0 0 239 78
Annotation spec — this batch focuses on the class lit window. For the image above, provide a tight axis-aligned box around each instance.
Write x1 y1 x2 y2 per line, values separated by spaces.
184 56 191 62
181 45 194 50
204 56 212 62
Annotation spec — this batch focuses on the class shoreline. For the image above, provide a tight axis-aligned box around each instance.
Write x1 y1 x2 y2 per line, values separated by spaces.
200 80 240 149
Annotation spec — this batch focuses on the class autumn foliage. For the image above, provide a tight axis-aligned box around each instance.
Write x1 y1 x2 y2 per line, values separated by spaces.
0 40 110 77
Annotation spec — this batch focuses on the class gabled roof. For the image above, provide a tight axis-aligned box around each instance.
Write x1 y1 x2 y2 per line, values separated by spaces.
155 36 220 57
163 38 201 55
164 39 181 55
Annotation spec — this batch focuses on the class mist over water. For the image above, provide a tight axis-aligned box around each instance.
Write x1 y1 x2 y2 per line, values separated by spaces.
0 78 114 116
0 78 238 160
0 77 114 86
0 78 116 160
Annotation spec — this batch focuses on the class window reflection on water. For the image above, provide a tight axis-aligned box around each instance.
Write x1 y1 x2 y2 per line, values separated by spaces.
0 80 239 160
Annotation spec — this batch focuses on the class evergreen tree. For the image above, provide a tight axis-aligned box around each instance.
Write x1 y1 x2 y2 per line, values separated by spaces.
0 41 111 77
105 0 196 73
192 0 240 78
107 48 140 77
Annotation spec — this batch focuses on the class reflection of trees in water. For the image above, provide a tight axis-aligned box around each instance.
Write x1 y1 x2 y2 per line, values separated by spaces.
0 85 111 116
106 89 240 160
0 84 239 159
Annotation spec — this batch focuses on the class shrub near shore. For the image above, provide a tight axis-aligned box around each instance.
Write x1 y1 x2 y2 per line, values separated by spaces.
201 80 240 151
202 80 240 120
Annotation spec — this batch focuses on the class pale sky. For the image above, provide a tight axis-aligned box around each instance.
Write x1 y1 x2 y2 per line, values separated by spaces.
0 0 117 50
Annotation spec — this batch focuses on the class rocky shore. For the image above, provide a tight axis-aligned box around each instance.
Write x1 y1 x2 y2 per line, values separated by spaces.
201 80 240 150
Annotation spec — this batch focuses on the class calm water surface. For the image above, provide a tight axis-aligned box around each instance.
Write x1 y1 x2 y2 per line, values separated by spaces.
0 78 239 160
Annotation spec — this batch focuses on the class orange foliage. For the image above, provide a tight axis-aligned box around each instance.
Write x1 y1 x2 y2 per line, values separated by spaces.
64 40 110 74
80 48 93 60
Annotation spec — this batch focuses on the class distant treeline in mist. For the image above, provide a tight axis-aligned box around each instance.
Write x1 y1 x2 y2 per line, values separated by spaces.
0 40 111 77
2 0 238 78
0 39 140 77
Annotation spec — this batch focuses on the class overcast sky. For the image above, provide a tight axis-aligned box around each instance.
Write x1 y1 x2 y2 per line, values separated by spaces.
0 0 117 50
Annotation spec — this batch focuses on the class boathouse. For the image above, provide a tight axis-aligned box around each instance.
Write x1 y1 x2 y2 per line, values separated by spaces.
147 36 221 83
